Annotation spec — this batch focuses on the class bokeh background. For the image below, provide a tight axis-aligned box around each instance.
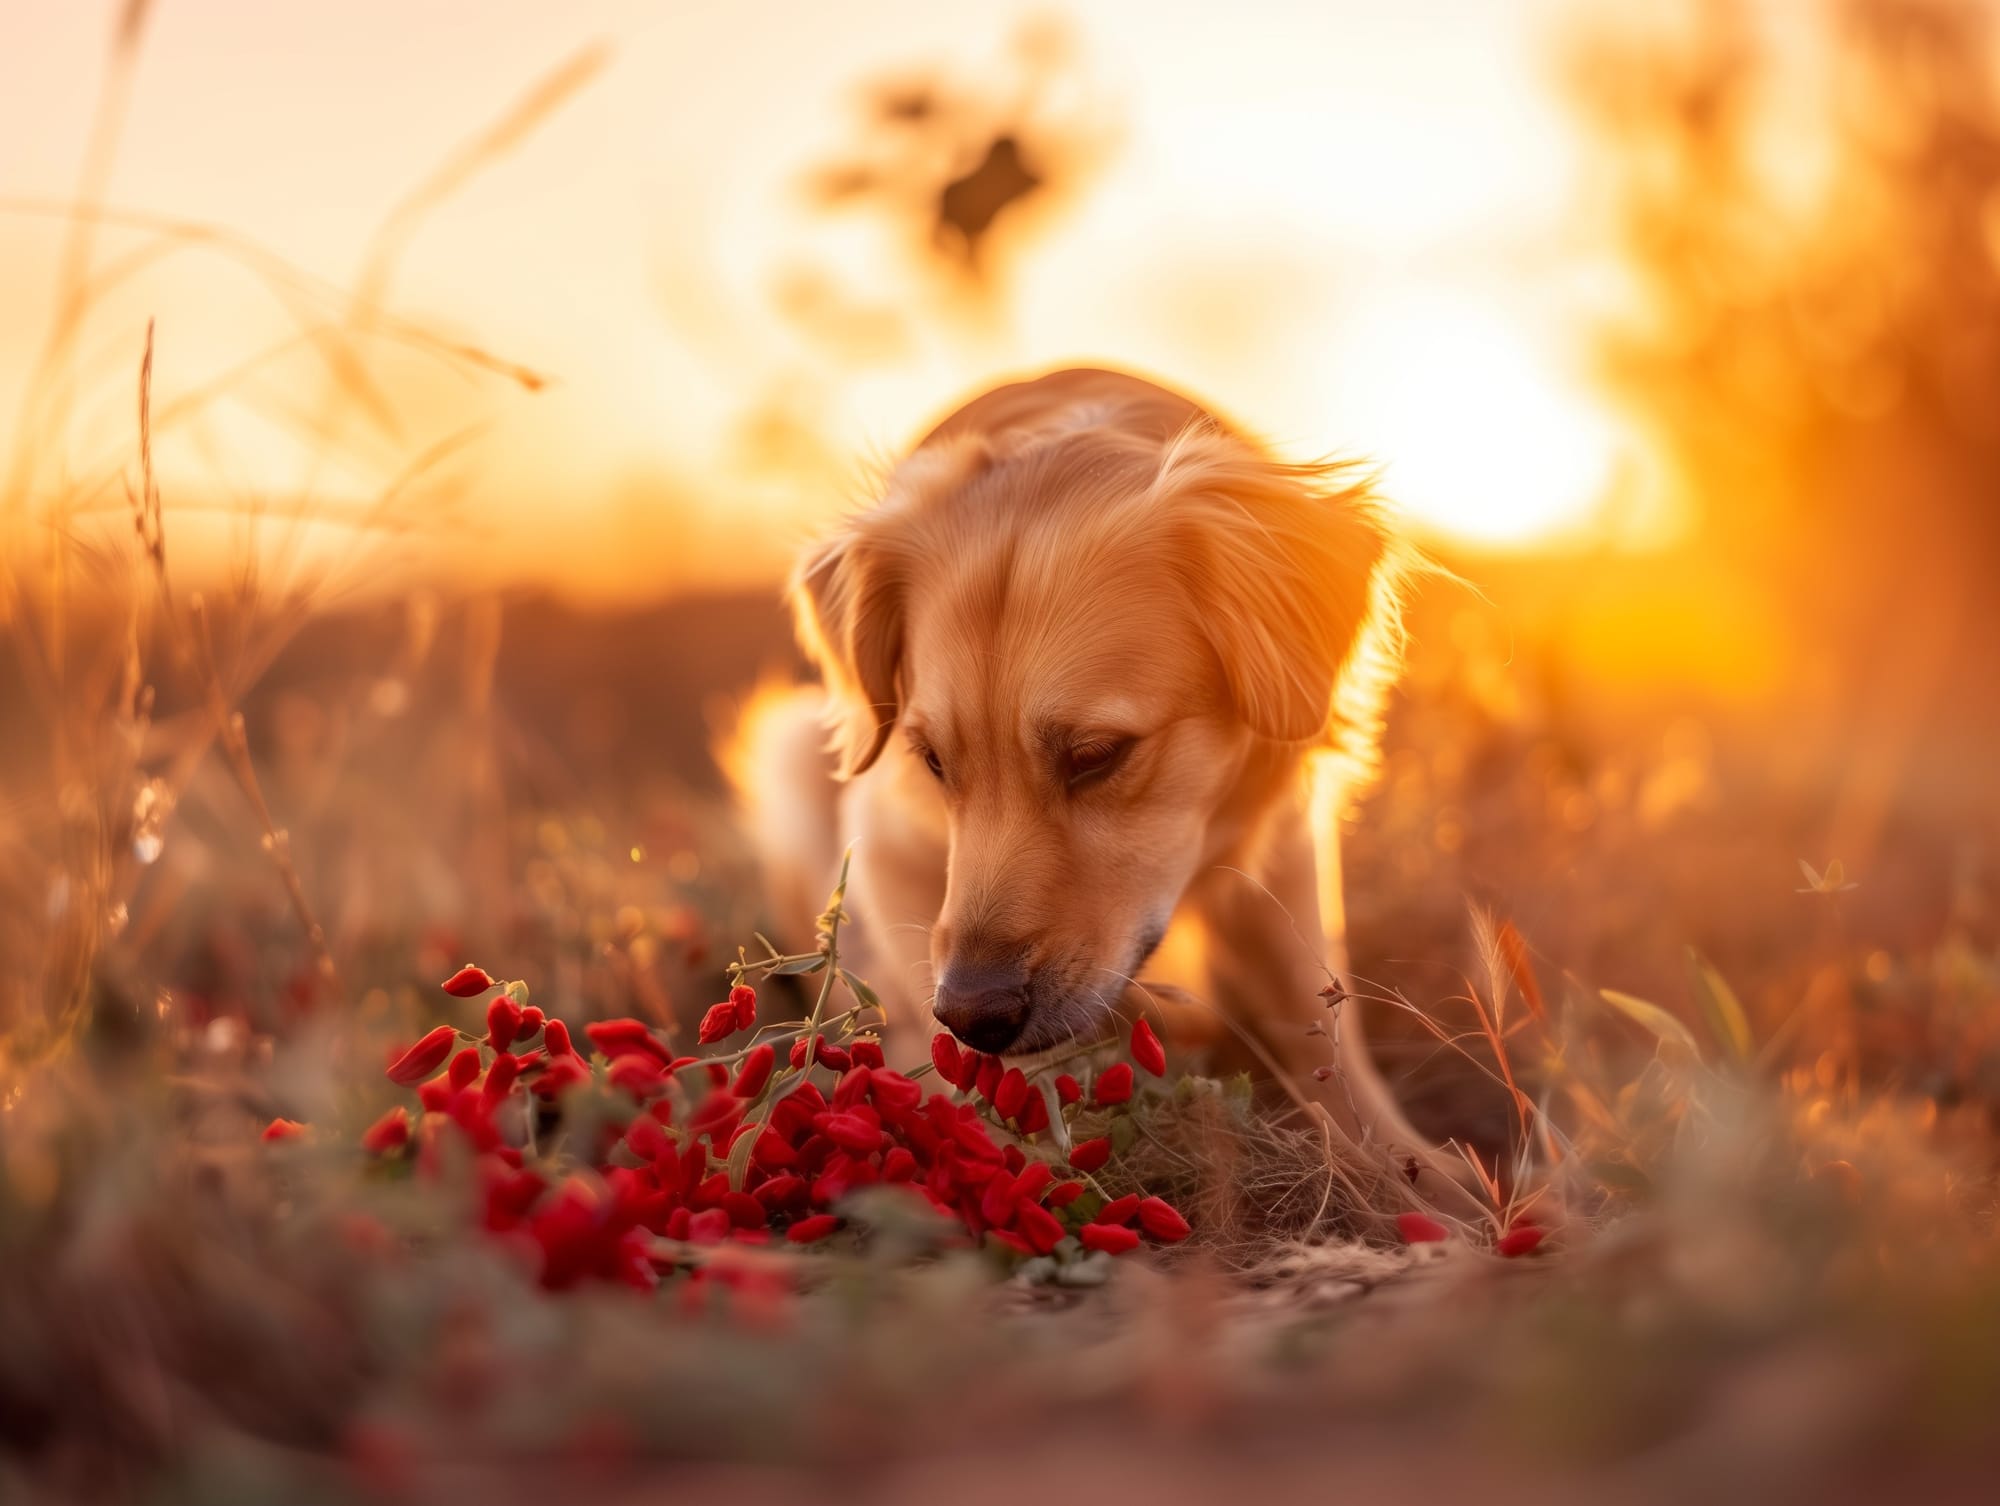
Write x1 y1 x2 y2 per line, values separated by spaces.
8 5 2000 1502
3 0 1998 1145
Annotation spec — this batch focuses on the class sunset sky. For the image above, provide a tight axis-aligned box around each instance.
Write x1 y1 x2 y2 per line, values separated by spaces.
1 0 1652 598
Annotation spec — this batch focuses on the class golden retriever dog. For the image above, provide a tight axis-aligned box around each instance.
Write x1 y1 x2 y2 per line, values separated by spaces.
730 366 1463 1195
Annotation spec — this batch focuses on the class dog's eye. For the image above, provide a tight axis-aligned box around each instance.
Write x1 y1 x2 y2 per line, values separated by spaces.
1066 738 1131 786
919 747 945 780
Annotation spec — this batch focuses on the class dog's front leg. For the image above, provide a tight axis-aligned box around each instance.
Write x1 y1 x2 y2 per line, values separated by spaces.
1190 807 1483 1214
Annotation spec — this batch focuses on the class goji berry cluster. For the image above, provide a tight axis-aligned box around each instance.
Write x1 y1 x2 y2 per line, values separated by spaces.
279 965 1191 1293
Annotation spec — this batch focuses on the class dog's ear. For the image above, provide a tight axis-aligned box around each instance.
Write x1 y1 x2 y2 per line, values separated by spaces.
1168 446 1393 744
790 437 996 778
790 525 903 779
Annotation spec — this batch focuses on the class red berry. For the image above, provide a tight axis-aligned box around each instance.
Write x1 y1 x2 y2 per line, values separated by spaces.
361 1106 411 1155
532 1054 589 1099
687 1208 732 1244
261 1117 306 1143
980 1175 1018 1228
385 1026 457 1085
930 1032 964 1085
751 1128 799 1170
1098 1193 1141 1225
975 1055 1003 1102
586 1018 670 1062
542 1019 576 1058
1093 1062 1134 1106
756 1175 808 1210
832 1066 872 1111
1136 1196 1190 1242
823 1112 881 1153
730 984 758 1029
440 965 494 998
1397 1211 1450 1245
482 1053 522 1101
1497 1221 1545 1258
994 1068 1029 1121
869 1067 922 1112
1017 1091 1049 1134
486 996 522 1052
1017 1201 1066 1254
1054 1074 1081 1106
1130 1017 1166 1077
626 1115 671 1162
850 1038 885 1069
518 1006 544 1035
732 1043 776 1099
698 1001 738 1044
447 1048 481 1091
1079 1222 1141 1255
1069 1137 1112 1173
951 1048 982 1092
1005 1163 1049 1203
787 1214 841 1244
607 1054 666 1099
689 1093 745 1143
791 1036 849 1071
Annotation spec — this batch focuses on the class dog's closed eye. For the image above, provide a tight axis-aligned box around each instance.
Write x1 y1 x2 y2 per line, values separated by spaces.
1065 737 1133 787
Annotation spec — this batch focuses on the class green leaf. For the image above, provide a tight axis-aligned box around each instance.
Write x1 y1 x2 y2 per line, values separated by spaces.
1598 988 1702 1058
839 968 880 1009
1110 1114 1138 1155
770 955 825 976
1065 1189 1106 1224
1685 947 1753 1061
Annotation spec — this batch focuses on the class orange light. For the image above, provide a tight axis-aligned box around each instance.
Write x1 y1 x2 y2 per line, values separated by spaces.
1333 291 1629 550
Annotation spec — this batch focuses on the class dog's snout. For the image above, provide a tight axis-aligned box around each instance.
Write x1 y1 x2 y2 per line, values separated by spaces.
933 957 1032 1056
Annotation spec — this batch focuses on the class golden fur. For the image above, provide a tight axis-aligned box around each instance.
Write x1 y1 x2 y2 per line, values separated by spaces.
731 366 1460 1188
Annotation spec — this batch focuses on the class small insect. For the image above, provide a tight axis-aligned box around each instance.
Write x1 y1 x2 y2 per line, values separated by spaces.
1796 858 1859 895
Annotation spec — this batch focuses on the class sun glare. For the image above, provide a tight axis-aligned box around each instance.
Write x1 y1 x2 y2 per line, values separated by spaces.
1334 292 1625 550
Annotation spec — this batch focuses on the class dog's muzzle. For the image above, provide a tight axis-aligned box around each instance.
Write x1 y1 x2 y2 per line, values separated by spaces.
932 958 1032 1056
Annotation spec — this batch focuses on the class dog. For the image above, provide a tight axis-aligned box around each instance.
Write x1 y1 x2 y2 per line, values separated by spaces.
728 366 1462 1193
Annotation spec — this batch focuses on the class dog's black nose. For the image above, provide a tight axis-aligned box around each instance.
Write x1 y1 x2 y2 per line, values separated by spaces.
933 959 1031 1055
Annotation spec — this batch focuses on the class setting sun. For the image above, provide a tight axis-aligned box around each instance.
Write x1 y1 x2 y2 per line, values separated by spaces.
1331 291 1627 549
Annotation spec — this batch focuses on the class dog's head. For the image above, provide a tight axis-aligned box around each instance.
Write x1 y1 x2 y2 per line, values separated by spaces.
793 414 1395 1057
